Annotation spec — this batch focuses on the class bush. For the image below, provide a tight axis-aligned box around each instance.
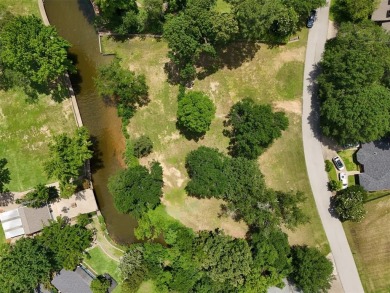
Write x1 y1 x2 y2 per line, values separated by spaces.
332 185 367 222
133 135 153 158
325 160 333 172
123 140 139 167
90 275 110 293
76 213 91 227
328 180 341 191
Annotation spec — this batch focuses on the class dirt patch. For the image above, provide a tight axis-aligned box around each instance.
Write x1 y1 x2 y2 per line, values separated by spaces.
273 100 302 115
164 196 248 238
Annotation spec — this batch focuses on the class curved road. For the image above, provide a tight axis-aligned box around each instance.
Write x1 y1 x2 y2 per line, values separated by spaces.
301 2 364 293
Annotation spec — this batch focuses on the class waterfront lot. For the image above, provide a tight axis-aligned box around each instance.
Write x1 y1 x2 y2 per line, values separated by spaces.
103 31 328 250
344 196 390 292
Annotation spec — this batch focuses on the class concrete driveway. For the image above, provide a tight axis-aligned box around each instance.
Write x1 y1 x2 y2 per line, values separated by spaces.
301 1 364 292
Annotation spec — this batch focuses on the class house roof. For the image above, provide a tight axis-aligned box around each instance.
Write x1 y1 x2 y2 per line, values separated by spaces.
372 0 390 22
51 267 94 293
19 206 52 234
50 189 98 219
356 138 390 191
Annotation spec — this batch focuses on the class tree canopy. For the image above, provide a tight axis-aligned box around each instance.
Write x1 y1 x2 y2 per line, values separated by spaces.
44 127 93 197
0 238 52 292
95 58 149 122
90 275 111 293
108 162 163 218
226 98 289 159
0 158 10 193
15 184 58 208
38 217 93 270
332 0 376 22
318 21 390 144
0 15 74 101
289 245 333 293
177 91 216 135
332 185 367 222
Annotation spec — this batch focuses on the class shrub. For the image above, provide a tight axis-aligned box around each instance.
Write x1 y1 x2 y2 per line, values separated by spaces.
133 135 153 158
325 160 333 172
332 185 367 222
328 180 341 191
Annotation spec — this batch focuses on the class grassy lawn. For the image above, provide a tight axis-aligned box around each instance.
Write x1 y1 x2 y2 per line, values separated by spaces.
0 0 76 192
1 0 39 16
348 174 356 186
328 164 337 182
337 149 359 171
102 29 328 250
84 247 122 293
343 196 390 292
0 89 76 191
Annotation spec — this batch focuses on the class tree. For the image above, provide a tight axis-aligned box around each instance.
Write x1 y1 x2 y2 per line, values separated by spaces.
195 230 252 288
245 228 292 292
318 21 390 144
185 146 228 198
211 13 239 45
44 127 93 197
328 179 342 191
0 15 74 101
333 0 376 22
95 58 149 121
108 162 163 218
321 85 390 144
275 190 309 229
0 158 10 193
226 98 288 159
0 238 52 292
15 184 58 208
90 276 111 293
76 213 91 227
133 135 153 158
38 217 93 270
332 185 367 222
177 91 216 135
289 246 333 293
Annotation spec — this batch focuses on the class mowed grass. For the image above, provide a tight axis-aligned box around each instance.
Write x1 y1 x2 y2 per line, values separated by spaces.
103 31 328 249
0 89 76 191
84 247 122 293
343 196 390 292
338 149 359 171
1 0 39 16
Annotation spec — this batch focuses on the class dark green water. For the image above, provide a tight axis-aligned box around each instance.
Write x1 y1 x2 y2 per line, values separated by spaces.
45 0 137 244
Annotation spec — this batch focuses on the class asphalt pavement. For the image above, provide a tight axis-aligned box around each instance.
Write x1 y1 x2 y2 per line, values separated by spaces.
301 2 365 293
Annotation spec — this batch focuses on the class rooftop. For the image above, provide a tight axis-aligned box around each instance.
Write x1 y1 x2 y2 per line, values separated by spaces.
372 0 390 22
356 138 390 191
51 267 94 293
50 188 98 219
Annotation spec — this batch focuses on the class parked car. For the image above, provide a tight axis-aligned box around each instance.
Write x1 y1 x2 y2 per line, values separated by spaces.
339 172 348 189
306 10 317 28
332 156 345 171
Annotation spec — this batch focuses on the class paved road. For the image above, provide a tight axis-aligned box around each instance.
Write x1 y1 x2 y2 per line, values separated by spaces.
301 2 365 293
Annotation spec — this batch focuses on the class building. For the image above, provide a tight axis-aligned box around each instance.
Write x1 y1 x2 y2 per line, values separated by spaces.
371 0 390 31
0 206 52 239
356 138 390 191
51 266 117 293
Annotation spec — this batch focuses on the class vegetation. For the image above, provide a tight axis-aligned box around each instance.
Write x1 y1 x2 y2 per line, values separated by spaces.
290 245 334 293
226 98 289 159
90 275 111 293
77 213 92 227
325 160 333 172
0 15 74 101
328 179 341 191
38 217 93 270
0 158 10 193
15 184 58 208
133 135 154 158
177 91 216 136
0 238 52 292
95 58 149 122
332 185 367 222
108 162 163 218
343 196 390 292
44 127 93 197
331 0 377 23
318 21 390 145
337 149 359 171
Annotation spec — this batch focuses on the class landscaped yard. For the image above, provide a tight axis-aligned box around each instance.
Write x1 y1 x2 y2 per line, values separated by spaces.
102 29 328 250
338 149 359 171
1 0 39 16
343 196 390 292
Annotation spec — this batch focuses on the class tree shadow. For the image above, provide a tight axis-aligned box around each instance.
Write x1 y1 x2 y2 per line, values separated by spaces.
196 42 261 80
89 135 104 174
328 194 341 220
0 192 14 206
164 61 182 85
77 0 96 26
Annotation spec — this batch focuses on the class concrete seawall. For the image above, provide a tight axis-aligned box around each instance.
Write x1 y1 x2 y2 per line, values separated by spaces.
38 0 83 128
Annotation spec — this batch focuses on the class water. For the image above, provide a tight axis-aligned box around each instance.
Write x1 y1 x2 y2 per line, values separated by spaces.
44 0 138 243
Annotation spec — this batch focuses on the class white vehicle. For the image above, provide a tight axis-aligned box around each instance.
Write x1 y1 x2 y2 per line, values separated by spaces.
332 156 345 171
339 172 348 189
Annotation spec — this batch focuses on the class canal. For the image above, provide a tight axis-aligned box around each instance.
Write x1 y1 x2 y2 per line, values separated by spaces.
44 0 138 243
